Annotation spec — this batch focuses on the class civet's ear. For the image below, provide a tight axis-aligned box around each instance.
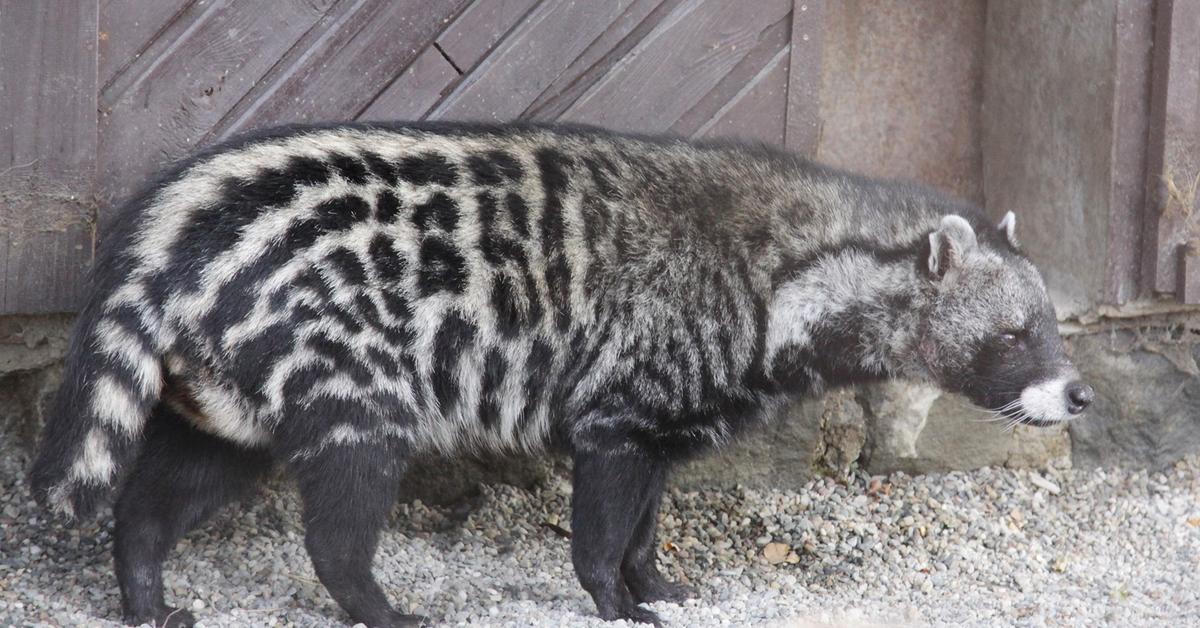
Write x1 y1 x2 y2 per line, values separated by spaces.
927 215 978 279
997 211 1018 248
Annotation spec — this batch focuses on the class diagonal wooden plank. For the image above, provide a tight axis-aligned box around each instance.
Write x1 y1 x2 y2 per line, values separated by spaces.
784 0 825 154
435 0 542 73
358 46 460 121
668 13 790 139
557 0 792 134
525 0 679 121
0 0 99 314
428 0 636 122
212 0 469 139
693 46 790 145
98 0 194 89
95 0 336 216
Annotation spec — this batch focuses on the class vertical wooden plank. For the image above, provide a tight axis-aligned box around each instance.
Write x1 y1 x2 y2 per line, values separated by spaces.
784 0 824 155
95 0 336 219
212 0 469 139
1103 0 1155 303
558 0 792 133
1142 0 1200 298
429 0 636 121
0 1 99 314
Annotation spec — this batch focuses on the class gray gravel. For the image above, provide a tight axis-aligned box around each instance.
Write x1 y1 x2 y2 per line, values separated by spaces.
2 425 1198 627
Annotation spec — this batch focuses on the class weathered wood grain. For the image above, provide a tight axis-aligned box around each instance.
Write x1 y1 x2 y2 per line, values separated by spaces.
525 0 676 120
95 0 336 217
212 0 469 139
1103 0 1155 303
693 46 789 145
0 1 99 314
359 46 460 121
669 13 790 139
1143 0 1200 297
784 0 824 154
98 0 193 89
435 0 541 73
429 0 635 121
557 0 791 134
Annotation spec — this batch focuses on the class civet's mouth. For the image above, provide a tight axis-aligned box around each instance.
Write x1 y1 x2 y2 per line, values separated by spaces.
1006 374 1094 426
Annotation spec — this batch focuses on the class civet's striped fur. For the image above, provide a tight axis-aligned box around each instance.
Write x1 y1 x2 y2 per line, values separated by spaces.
31 123 1089 627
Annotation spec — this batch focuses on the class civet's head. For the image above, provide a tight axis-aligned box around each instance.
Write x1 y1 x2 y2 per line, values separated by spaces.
916 213 1092 426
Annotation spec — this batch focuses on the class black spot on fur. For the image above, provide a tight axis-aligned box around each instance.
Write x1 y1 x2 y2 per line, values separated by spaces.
418 236 468 296
430 311 476 413
230 170 296 207
505 192 530 239
162 178 278 292
583 155 619 199
354 293 381 328
398 153 458 187
479 348 505 429
546 256 571 332
281 155 332 188
490 150 523 181
519 339 555 431
327 246 367 285
380 290 411 321
227 321 294 404
362 152 398 185
467 155 503 187
375 189 401 223
314 195 370 231
330 153 369 185
281 361 335 410
365 346 400 377
307 331 373 385
294 269 335 303
412 192 459 232
325 301 364 335
368 233 406 282
490 275 523 337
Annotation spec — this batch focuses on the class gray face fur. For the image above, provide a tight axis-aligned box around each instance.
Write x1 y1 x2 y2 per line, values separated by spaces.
914 214 1086 425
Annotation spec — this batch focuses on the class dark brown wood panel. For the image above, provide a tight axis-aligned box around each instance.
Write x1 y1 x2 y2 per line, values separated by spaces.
435 0 542 73
784 0 824 153
1103 0 1155 304
429 0 637 121
667 12 791 138
211 0 470 140
4 0 826 314
557 0 792 133
1143 0 1200 300
0 1 98 314
98 0 193 88
525 0 679 121
693 47 790 145
359 46 461 121
95 0 337 215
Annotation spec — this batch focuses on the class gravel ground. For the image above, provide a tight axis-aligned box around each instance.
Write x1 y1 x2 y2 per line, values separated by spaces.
2 425 1198 627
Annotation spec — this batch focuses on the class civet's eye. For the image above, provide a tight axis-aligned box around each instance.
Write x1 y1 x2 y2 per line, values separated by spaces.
996 332 1020 348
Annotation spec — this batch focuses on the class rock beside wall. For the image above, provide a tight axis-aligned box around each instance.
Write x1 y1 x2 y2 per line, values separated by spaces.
2 314 1198 502
1068 326 1200 469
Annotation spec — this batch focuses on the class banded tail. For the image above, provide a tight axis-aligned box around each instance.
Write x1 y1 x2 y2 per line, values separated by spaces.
30 297 164 520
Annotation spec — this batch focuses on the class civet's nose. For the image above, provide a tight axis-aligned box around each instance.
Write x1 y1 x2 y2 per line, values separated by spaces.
1065 382 1094 415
